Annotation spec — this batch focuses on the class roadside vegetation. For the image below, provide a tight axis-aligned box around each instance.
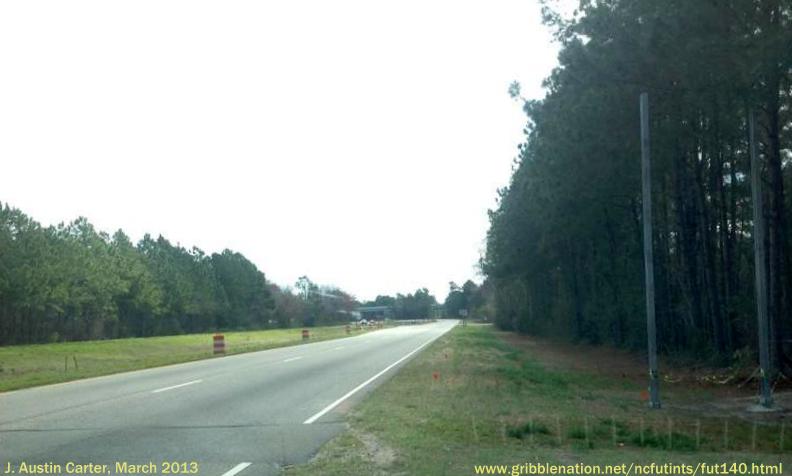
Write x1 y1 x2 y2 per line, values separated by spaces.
289 325 791 475
0 324 370 392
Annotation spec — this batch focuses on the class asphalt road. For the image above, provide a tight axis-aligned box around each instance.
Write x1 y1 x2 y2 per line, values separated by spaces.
0 320 457 476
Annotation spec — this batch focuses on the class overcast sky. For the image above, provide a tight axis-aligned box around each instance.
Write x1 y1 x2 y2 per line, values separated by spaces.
0 1 562 302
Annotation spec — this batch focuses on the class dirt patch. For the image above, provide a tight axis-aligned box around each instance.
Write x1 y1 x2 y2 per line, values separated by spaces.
499 331 646 381
497 330 792 421
298 424 400 475
350 427 397 468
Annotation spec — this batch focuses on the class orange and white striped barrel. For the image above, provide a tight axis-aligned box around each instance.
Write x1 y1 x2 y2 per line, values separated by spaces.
213 334 225 355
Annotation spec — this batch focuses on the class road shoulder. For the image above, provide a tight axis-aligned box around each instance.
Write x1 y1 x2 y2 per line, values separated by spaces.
287 325 792 475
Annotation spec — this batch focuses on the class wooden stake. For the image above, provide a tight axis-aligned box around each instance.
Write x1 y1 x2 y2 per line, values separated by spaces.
724 420 729 450
529 417 535 445
640 416 645 446
611 416 617 446
584 417 590 447
667 417 673 450
556 416 562 446
696 419 701 450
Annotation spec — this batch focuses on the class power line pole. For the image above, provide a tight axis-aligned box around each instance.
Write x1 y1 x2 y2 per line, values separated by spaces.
749 109 773 408
640 92 660 409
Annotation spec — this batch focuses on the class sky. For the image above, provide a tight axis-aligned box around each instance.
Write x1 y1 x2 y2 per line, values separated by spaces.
0 1 563 302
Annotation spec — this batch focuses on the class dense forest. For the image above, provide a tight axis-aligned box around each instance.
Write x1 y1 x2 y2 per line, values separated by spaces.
484 0 792 370
0 203 358 345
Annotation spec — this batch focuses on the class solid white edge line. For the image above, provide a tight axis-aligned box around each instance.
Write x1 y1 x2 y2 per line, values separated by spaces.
282 356 303 362
303 326 453 424
151 379 202 394
220 462 252 476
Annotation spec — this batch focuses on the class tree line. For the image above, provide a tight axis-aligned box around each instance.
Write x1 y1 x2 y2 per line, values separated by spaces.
443 280 490 319
363 289 438 319
290 275 359 327
0 203 356 345
484 0 792 370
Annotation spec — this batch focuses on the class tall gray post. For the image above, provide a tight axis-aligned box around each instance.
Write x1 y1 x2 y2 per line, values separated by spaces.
749 109 773 407
640 93 660 408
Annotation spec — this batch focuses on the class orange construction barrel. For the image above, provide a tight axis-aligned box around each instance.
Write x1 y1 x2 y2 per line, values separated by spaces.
213 334 225 355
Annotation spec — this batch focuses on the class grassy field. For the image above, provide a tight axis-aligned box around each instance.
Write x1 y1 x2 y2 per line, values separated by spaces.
0 325 369 392
289 325 792 475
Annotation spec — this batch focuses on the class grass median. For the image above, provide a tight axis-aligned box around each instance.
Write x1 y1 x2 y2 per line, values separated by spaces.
0 325 368 392
288 324 792 475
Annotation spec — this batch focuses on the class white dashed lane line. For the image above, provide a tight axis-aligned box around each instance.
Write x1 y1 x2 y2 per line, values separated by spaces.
219 462 251 476
151 379 202 394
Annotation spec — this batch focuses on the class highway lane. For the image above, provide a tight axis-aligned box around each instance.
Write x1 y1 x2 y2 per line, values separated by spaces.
0 319 457 476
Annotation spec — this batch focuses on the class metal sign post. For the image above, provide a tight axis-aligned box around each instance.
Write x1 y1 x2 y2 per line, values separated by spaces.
640 93 660 409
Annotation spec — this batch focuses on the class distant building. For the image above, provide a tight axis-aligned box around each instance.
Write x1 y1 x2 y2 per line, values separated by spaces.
337 309 362 320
